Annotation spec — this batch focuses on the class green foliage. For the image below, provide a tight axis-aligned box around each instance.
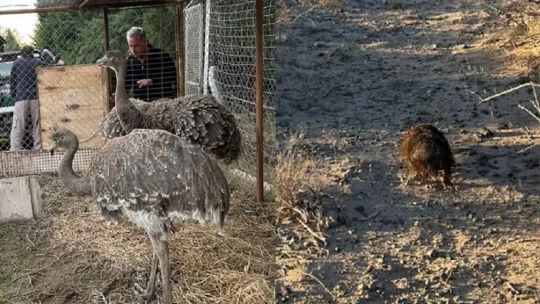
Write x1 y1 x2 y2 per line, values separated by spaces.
34 6 177 65
34 11 102 64
36 0 79 8
141 6 177 51
0 28 23 52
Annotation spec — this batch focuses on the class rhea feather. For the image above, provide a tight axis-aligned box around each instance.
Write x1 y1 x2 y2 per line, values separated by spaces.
96 50 241 163
51 128 230 304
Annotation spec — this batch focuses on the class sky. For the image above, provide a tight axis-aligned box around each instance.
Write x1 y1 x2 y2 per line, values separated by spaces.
0 0 37 44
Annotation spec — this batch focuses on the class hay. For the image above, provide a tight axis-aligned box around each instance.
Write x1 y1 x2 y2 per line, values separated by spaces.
3 173 276 303
274 135 331 271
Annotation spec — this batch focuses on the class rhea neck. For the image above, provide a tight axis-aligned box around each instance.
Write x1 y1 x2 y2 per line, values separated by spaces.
58 138 90 195
112 64 128 108
110 61 143 133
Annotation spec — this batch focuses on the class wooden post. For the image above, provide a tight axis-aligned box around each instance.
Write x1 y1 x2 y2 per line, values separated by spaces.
175 3 186 97
255 0 264 203
103 8 110 51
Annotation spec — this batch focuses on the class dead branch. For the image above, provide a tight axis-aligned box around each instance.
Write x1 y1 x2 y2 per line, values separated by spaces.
478 82 533 103
357 210 380 221
517 144 536 153
468 89 484 102
518 104 540 123
303 272 336 300
297 218 327 246
477 82 540 125
531 85 540 113
291 206 309 223
292 5 317 25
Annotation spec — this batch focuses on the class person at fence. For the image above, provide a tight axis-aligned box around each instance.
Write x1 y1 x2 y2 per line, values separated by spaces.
9 45 44 151
126 26 177 102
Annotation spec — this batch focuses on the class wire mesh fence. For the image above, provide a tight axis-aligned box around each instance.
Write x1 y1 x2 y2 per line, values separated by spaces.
0 0 276 186
0 4 177 177
184 1 205 95
207 0 276 181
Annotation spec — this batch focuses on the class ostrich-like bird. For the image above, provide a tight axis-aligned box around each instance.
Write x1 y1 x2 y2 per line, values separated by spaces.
97 50 241 163
51 128 230 304
399 124 455 186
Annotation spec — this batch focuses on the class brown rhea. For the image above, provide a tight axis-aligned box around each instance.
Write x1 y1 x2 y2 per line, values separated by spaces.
399 124 455 186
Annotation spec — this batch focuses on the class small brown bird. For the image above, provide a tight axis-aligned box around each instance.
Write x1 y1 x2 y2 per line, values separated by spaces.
399 124 455 186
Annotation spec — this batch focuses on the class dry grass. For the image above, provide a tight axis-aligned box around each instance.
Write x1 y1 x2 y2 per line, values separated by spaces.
275 135 328 250
491 1 540 76
0 173 276 304
274 134 334 295
230 110 276 193
274 134 365 260
277 0 343 25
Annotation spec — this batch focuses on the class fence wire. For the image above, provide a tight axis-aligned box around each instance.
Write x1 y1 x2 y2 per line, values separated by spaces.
184 1 205 95
207 0 276 181
0 6 176 177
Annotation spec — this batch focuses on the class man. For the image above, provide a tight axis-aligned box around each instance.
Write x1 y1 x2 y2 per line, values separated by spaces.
9 46 43 151
126 27 177 102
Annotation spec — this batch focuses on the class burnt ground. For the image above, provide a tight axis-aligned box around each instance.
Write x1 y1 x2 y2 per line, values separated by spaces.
276 0 540 303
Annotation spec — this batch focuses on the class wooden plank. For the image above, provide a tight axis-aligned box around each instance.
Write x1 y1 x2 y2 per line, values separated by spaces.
29 177 42 219
37 64 107 150
0 176 41 222
0 1 179 15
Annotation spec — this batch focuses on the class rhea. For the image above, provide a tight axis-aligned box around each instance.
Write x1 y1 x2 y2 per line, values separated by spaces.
51 128 230 304
96 50 241 163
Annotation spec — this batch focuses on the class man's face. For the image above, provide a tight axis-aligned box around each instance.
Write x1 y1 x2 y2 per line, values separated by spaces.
127 36 148 59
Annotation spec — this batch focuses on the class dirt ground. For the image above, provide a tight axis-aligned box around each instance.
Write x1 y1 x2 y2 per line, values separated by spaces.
275 0 540 303
0 174 275 304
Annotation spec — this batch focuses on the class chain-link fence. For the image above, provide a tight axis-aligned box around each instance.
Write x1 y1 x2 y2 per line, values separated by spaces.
0 3 178 177
206 0 276 181
0 0 276 185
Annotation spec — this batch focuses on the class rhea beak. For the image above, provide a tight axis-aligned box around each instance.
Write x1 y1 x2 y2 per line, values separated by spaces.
50 147 55 156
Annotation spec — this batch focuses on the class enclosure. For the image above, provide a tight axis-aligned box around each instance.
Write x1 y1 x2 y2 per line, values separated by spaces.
0 0 276 185
0 0 277 303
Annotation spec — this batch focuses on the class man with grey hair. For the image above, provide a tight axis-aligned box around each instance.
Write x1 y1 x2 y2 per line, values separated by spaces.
126 26 177 102
9 45 43 151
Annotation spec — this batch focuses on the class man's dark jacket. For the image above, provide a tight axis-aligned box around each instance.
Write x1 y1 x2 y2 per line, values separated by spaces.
126 45 177 102
10 54 43 102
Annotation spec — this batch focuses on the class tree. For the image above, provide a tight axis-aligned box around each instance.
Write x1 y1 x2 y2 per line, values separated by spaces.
34 6 177 65
0 28 23 52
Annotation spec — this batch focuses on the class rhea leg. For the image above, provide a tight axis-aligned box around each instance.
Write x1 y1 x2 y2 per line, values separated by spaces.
139 252 158 299
148 233 172 304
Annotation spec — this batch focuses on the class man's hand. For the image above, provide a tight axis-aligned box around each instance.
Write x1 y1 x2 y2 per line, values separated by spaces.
137 79 153 88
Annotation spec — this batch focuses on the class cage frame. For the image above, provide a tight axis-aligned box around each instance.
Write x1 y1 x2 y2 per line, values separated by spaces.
0 0 267 201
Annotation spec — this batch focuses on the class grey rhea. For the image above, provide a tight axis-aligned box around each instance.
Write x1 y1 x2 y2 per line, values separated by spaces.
96 50 242 163
51 128 230 304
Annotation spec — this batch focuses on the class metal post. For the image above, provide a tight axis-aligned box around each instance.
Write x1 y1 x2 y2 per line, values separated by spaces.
102 8 113 110
255 0 264 203
203 0 211 95
175 3 186 97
